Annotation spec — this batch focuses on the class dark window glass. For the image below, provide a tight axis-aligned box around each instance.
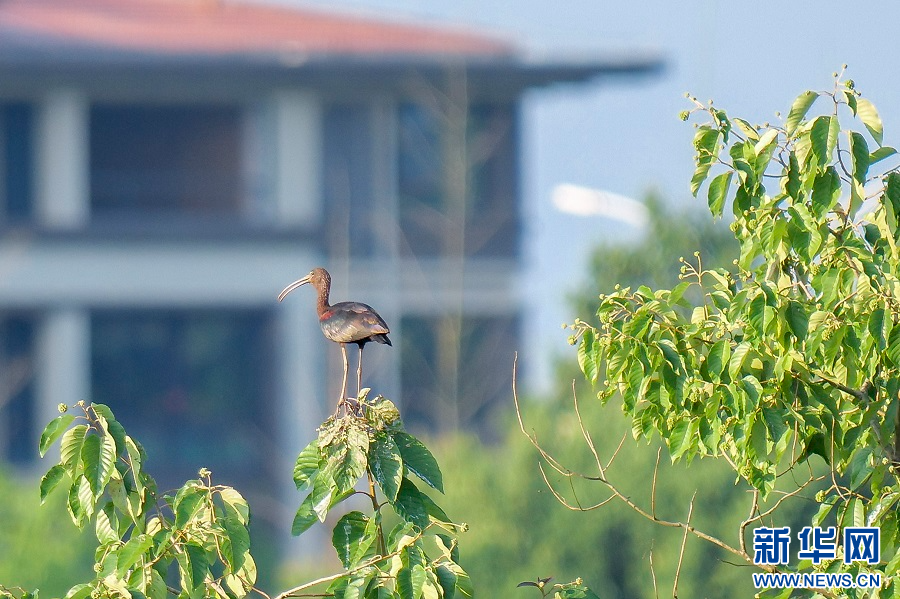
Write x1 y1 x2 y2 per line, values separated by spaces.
91 310 273 492
322 104 378 256
397 102 518 258
0 314 36 465
0 104 34 221
397 103 443 256
400 314 518 438
467 103 518 257
90 105 243 218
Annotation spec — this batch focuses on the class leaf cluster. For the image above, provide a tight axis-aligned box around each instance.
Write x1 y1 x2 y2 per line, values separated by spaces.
570 74 900 592
290 393 471 599
39 402 256 599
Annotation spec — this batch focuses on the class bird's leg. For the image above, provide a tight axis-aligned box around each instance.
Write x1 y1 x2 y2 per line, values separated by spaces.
357 345 363 401
339 343 349 413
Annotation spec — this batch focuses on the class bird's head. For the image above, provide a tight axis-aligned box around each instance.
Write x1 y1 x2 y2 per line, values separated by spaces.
278 267 331 301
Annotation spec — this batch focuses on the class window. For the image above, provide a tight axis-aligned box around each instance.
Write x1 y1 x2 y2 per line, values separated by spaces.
90 104 244 218
397 101 519 258
400 314 518 437
90 310 273 492
0 314 36 465
322 104 379 256
0 103 34 222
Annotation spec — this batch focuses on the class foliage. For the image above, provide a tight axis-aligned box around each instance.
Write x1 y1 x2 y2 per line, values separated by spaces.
434 401 766 597
559 72 900 594
9 392 468 599
0 468 94 597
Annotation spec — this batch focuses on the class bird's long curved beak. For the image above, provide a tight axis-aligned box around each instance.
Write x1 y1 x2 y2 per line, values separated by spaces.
278 274 311 302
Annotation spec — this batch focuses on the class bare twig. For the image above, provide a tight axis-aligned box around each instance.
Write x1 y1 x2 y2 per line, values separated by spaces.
672 494 695 599
512 359 760 569
651 447 662 519
648 542 660 599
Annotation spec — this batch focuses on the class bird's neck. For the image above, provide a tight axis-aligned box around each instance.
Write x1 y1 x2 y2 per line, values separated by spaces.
316 288 331 316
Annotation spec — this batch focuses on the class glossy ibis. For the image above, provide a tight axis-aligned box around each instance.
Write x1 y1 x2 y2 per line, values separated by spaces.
278 267 391 407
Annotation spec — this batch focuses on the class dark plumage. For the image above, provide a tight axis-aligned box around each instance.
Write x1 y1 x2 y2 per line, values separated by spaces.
278 267 391 405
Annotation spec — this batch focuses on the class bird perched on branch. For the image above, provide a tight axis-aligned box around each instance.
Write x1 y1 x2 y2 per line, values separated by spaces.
278 267 391 409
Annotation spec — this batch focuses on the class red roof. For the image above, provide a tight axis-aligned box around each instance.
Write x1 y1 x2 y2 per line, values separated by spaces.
0 0 514 58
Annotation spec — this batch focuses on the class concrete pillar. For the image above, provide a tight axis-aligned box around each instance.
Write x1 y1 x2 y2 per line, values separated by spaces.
34 308 91 445
275 299 327 559
272 90 321 228
35 89 90 228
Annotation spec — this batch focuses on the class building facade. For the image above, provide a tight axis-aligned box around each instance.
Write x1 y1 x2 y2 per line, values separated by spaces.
0 0 660 557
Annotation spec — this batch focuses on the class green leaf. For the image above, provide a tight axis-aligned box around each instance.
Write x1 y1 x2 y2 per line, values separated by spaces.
221 511 251 571
847 447 873 490
181 542 209 591
706 339 730 378
857 97 884 145
326 424 369 495
174 486 207 529
733 118 759 141
39 464 67 504
367 395 402 430
690 126 720 196
868 308 887 351
397 564 427 599
219 487 250 525
785 301 808 340
870 146 897 164
64 585 92 599
810 115 835 167
81 433 116 498
293 439 321 491
393 432 443 493
292 476 352 536
116 533 153 576
810 167 841 218
707 171 732 217
761 407 787 446
39 414 74 458
331 511 372 569
850 131 870 184
67 474 94 528
785 91 818 135
667 418 694 461
95 501 118 545
436 565 457 599
370 433 403 502
393 477 431 529
60 424 89 472
729 342 750 378
577 328 599 383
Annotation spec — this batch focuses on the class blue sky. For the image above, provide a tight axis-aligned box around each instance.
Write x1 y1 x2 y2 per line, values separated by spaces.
276 0 900 390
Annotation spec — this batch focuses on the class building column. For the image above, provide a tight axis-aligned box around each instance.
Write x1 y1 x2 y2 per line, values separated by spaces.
275 300 327 559
35 89 90 228
272 89 321 228
34 308 91 448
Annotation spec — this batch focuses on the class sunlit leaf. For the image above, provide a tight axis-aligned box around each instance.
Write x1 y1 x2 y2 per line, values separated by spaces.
785 90 818 135
370 433 403 502
39 414 74 458
393 432 443 493
857 97 884 145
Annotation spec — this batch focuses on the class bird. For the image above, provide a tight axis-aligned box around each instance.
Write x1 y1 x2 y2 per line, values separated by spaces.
278 267 391 409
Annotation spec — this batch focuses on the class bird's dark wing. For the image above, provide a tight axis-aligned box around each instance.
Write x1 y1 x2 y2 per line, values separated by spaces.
321 301 390 344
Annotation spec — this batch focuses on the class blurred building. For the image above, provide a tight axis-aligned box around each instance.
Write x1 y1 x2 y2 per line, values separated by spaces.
0 0 659 557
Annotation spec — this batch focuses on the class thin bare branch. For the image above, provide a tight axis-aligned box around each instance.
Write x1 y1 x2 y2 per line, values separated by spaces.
672 493 695 599
651 448 662 519
648 542 660 599
573 380 605 479
537 462 616 512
